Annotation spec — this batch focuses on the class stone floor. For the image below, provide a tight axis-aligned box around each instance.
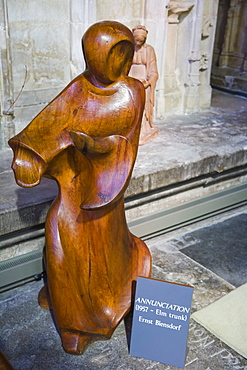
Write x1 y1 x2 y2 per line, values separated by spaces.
1 206 247 370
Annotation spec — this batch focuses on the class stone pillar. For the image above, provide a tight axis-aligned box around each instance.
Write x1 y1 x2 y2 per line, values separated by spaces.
0 0 15 149
70 0 97 78
162 1 194 115
199 0 219 109
142 0 169 122
183 0 204 112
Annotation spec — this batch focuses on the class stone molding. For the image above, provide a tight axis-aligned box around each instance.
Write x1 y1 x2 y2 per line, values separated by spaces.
167 0 194 24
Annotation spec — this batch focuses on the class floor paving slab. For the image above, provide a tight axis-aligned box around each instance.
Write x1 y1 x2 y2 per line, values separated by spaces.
179 213 247 287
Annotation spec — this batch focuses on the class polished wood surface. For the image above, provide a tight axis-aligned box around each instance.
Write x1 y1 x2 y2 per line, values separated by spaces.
8 21 151 355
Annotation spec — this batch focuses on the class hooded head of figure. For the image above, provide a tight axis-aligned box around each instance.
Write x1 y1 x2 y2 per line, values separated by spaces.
82 21 135 86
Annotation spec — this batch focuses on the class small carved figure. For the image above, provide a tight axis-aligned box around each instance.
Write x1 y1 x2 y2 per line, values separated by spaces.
129 25 159 145
9 21 151 355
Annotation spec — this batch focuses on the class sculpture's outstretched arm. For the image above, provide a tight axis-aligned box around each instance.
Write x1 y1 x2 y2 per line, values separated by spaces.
70 130 133 209
70 131 118 154
8 139 47 187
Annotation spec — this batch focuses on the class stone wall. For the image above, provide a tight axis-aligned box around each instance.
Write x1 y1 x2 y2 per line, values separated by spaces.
211 0 247 94
0 0 219 150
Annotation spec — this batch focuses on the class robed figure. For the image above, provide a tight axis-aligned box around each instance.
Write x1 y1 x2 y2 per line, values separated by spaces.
129 25 159 145
9 21 151 355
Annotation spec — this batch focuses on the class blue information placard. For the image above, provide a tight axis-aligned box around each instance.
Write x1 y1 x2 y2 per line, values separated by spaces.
130 277 193 368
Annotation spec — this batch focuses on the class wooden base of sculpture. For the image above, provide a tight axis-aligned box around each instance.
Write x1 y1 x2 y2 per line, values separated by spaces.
38 229 151 355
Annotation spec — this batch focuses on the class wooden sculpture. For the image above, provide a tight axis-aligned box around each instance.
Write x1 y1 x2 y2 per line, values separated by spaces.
8 21 151 355
129 25 159 145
